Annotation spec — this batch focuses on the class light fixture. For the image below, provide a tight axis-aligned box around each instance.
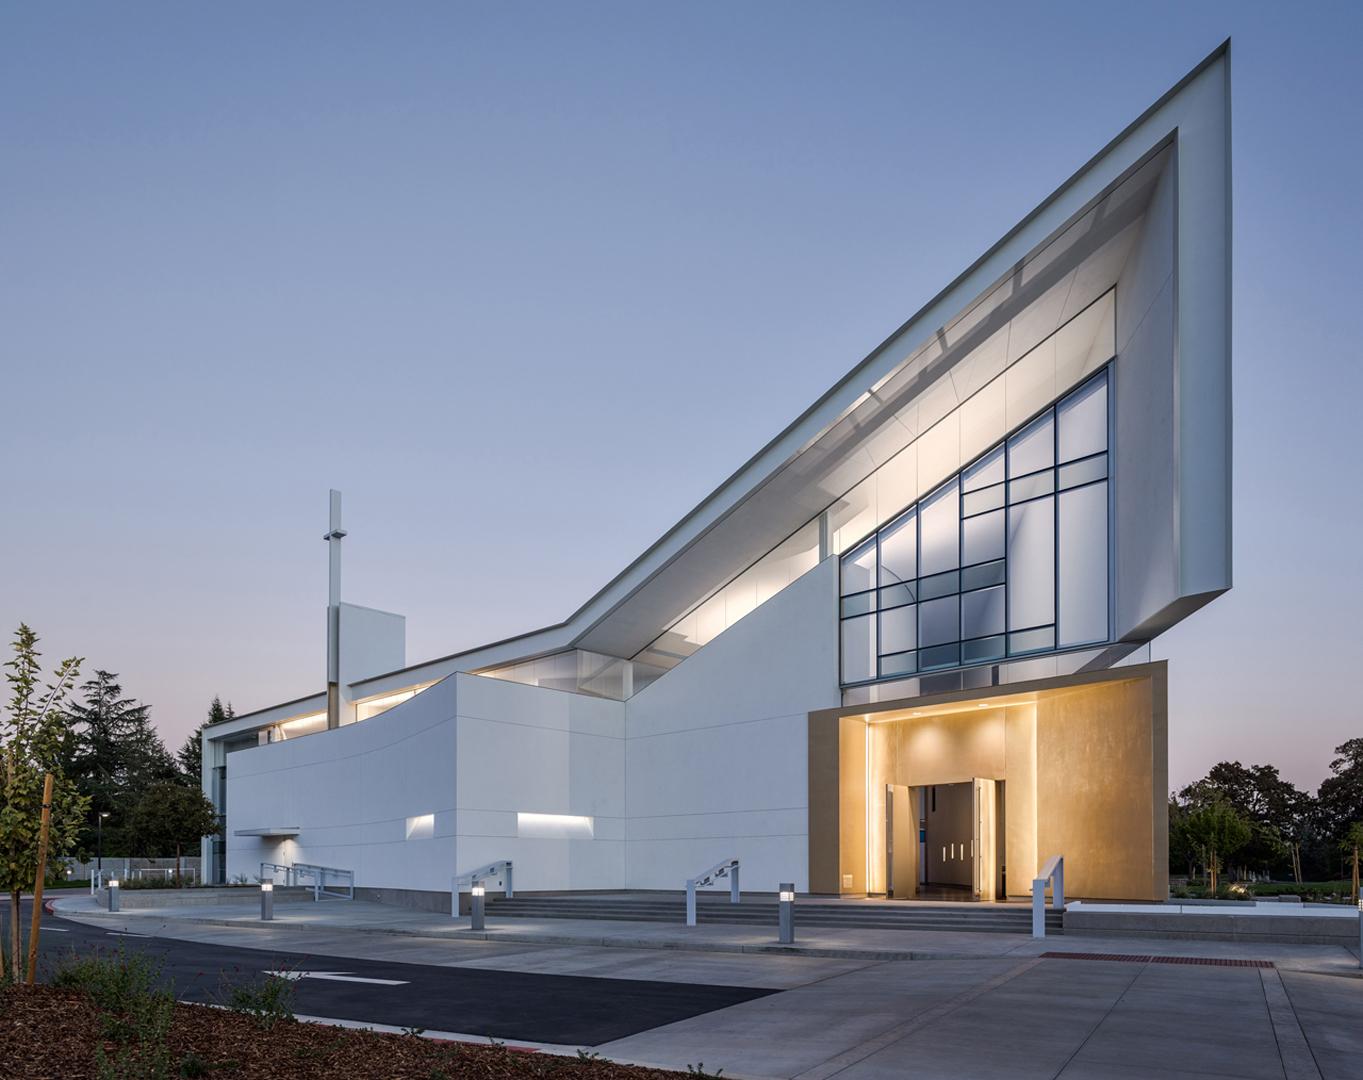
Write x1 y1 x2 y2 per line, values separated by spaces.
913 712 922 716
778 881 795 944
470 883 487 930
260 881 274 892
978 703 988 707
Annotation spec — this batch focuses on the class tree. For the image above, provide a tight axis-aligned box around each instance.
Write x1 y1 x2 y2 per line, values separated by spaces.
1178 762 1316 879
1182 795 1251 894
128 783 221 882
1317 739 1363 838
176 696 233 787
1 625 86 982
1338 822 1363 902
63 670 177 854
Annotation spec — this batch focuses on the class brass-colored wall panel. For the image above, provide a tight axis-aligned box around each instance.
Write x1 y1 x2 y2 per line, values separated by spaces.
891 710 1005 787
867 720 896 894
1004 705 1038 896
1150 665 1169 901
1036 676 1159 900
838 717 867 893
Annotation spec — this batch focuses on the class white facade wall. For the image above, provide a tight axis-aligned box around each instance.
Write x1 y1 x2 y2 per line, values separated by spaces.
222 560 837 895
225 672 626 893
622 557 839 893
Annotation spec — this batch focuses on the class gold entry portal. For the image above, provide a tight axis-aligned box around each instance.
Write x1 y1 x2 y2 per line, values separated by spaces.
808 663 1169 903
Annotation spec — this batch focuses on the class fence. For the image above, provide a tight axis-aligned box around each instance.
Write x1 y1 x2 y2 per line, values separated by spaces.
64 857 203 881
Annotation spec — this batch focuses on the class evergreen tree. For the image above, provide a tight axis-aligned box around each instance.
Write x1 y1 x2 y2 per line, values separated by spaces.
63 671 177 850
176 696 233 786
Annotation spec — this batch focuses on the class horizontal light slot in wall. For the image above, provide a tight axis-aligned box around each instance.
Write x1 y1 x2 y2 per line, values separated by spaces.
405 814 434 840
517 813 594 840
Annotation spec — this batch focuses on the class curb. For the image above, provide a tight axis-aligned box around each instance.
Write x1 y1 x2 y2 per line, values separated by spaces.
51 907 1032 963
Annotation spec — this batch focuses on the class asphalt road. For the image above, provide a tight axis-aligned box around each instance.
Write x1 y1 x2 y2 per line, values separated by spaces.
0 907 776 1046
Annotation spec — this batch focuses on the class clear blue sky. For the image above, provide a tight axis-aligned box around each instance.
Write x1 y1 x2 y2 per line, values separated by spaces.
2 2 1358 791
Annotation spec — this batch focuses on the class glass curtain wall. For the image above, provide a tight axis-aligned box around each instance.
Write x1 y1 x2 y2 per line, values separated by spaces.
840 370 1110 685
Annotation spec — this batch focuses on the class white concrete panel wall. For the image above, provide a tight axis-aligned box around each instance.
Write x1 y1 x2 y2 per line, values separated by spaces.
225 672 461 890
452 673 625 893
338 602 406 698
622 557 840 893
225 671 626 894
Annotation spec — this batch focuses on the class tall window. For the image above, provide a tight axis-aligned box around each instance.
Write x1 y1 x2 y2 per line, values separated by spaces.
840 370 1110 685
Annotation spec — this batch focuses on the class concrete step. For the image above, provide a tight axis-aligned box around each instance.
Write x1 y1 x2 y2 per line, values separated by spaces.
485 897 1063 933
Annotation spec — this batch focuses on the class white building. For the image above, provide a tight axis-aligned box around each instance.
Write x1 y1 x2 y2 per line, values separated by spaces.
203 45 1232 908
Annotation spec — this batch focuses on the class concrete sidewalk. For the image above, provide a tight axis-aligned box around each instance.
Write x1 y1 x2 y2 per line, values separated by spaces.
50 893 1361 975
46 894 1363 1079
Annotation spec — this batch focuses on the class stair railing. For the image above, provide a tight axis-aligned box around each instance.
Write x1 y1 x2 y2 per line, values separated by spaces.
450 860 513 919
685 858 739 926
259 860 354 900
1031 855 1064 938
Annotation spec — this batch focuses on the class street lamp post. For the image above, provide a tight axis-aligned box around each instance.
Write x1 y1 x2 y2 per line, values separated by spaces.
97 812 110 874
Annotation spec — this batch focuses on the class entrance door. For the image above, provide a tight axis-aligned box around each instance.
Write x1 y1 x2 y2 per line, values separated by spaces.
885 784 918 899
973 778 999 901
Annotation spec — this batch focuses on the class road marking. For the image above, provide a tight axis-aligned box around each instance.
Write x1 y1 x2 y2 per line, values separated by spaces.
268 970 409 986
42 927 70 932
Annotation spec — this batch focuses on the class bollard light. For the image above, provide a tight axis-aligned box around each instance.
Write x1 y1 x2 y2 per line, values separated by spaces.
261 880 274 921
107 879 120 913
778 882 795 944
471 883 486 931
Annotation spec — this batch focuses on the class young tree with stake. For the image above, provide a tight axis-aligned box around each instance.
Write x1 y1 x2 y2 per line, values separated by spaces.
1 625 86 983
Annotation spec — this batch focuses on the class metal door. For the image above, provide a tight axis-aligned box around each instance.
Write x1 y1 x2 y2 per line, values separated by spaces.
886 784 918 899
973 778 998 902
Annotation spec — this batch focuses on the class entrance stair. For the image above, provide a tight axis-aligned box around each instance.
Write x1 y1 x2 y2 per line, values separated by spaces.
486 893 1062 935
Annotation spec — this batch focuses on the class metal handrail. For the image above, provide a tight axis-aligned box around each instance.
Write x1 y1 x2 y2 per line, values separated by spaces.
450 861 513 919
259 860 354 900
686 857 739 926
1032 855 1064 938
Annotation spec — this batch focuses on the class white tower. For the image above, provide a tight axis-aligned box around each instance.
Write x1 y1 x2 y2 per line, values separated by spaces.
324 489 346 729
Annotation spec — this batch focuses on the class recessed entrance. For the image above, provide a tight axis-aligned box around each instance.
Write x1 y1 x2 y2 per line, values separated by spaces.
885 779 1004 902
808 665 1170 903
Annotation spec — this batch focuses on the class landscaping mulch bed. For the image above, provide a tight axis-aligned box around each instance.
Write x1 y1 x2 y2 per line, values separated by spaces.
0 985 697 1079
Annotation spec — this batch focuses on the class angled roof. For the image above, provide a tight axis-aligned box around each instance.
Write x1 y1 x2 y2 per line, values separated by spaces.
290 40 1232 707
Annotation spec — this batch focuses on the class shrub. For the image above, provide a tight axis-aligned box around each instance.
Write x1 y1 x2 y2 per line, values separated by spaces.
51 940 176 1080
212 963 299 1029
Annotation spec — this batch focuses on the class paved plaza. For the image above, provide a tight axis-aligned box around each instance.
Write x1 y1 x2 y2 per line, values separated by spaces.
44 894 1363 1079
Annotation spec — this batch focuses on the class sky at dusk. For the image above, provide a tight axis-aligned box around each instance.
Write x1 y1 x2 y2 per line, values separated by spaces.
2 2 1359 792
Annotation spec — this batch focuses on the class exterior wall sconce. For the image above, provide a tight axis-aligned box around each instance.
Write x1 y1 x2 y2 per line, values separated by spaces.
261 880 274 921
471 884 486 930
779 883 795 944
107 879 119 912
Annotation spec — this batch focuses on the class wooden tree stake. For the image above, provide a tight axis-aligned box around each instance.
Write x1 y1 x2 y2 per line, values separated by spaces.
26 773 54 986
